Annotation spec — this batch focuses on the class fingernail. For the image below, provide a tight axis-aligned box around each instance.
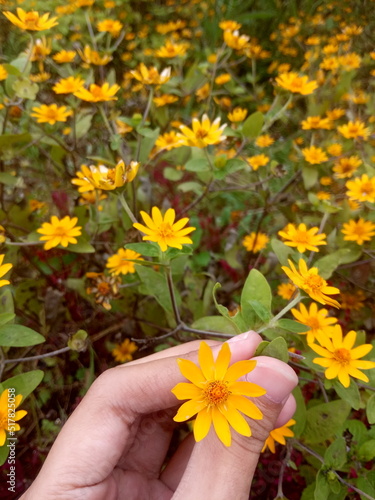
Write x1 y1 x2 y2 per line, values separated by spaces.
226 330 257 343
245 356 298 403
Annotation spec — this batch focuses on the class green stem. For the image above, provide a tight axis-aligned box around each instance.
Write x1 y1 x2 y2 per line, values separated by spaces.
118 191 137 224
263 95 292 132
136 87 154 162
258 292 302 333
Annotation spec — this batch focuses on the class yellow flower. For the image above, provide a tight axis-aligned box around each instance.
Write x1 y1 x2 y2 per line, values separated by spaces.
133 207 195 252
291 302 338 344
278 223 327 253
255 134 274 147
301 116 332 130
176 114 227 148
340 290 366 311
77 45 112 66
301 145 328 165
316 191 331 201
73 82 120 102
97 19 123 37
327 143 343 156
326 109 345 121
341 218 375 245
215 73 231 85
52 50 76 63
338 52 361 70
262 419 295 453
153 94 179 107
228 107 248 122
242 232 269 253
29 36 51 62
29 199 46 212
172 341 265 447
333 156 361 179
31 104 73 125
275 72 318 95
0 254 12 288
71 164 96 193
106 248 144 275
52 76 85 94
345 174 375 203
30 72 51 83
130 63 171 85
115 120 133 135
337 120 370 140
0 389 27 446
219 20 242 31
155 131 181 151
3 8 58 31
195 83 210 101
88 160 139 190
320 176 332 186
112 338 138 363
223 30 250 51
78 190 107 208
320 56 339 71
154 40 189 58
0 65 8 81
277 282 297 300
282 259 340 308
247 154 269 171
86 272 120 311
37 216 82 250
309 326 375 387
0 226 5 244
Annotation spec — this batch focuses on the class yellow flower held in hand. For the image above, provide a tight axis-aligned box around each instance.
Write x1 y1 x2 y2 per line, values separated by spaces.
31 104 73 125
133 207 196 252
0 389 27 446
37 216 82 250
106 248 144 275
278 223 327 253
176 114 227 148
0 254 13 288
172 341 266 447
262 419 295 453
3 8 58 31
282 259 340 308
309 325 375 388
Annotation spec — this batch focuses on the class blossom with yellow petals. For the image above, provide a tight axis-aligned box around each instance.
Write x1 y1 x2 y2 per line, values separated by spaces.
74 83 120 102
278 223 326 253
337 120 370 140
345 174 375 203
242 232 269 253
52 76 85 94
262 419 295 453
37 216 82 250
275 72 318 95
0 254 12 288
301 146 328 165
106 248 144 275
0 389 27 446
31 104 73 125
341 218 375 245
176 115 227 148
130 63 171 85
112 339 138 363
3 8 58 31
291 302 338 344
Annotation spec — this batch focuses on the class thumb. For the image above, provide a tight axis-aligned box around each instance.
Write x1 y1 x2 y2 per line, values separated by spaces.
172 355 298 500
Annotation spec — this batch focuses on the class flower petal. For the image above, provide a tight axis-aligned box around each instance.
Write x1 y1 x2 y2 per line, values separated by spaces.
229 394 263 420
225 360 257 382
173 398 207 422
193 408 212 442
214 342 231 380
229 381 266 397
212 406 231 446
177 358 206 386
198 342 215 381
220 403 251 437
171 382 202 400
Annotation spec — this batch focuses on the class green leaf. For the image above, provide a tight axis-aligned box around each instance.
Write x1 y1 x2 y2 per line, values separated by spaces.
138 127 160 163
0 172 18 186
67 239 95 253
315 248 362 279
212 282 231 318
271 238 294 266
366 393 375 424
178 181 203 193
125 242 160 257
0 133 32 148
163 167 184 181
292 385 307 438
0 324 45 347
255 336 289 362
1 370 44 400
184 158 210 172
302 166 318 190
248 299 272 323
0 443 10 466
136 265 175 315
240 269 272 329
13 76 39 100
75 113 94 139
278 319 310 333
305 400 351 444
0 313 15 326
314 468 331 500
356 471 375 499
358 440 375 461
324 437 347 469
137 127 159 138
191 316 239 335
332 379 361 410
242 111 264 139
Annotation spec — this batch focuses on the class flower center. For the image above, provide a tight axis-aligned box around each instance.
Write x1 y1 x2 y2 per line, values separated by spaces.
53 225 68 237
303 273 324 291
25 13 39 28
294 230 310 244
158 222 174 239
98 282 111 295
333 348 351 365
291 79 303 91
46 109 58 120
91 86 103 98
195 128 208 139
307 317 321 330
360 182 374 196
203 380 230 406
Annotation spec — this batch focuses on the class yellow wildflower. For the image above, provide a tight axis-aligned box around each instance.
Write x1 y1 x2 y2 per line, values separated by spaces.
291 302 338 344
37 216 82 250
52 76 85 94
278 223 326 253
52 50 76 63
3 8 58 31
0 389 27 446
176 114 227 148
262 419 295 453
74 82 120 102
0 254 12 288
112 339 138 363
106 248 144 275
345 174 375 203
247 154 269 171
31 104 73 125
302 146 328 165
242 232 269 253
341 218 375 245
275 72 318 95
337 120 370 140
228 107 248 122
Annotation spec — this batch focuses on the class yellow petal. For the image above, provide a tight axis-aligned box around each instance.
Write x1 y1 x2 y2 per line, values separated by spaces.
171 382 202 400
221 403 251 437
214 342 231 380
229 381 266 397
350 344 373 360
173 398 207 422
229 394 263 420
198 342 215 381
177 358 206 386
212 406 231 446
225 360 257 382
194 408 212 441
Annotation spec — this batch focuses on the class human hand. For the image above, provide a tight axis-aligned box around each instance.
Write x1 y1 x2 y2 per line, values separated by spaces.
21 331 298 500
